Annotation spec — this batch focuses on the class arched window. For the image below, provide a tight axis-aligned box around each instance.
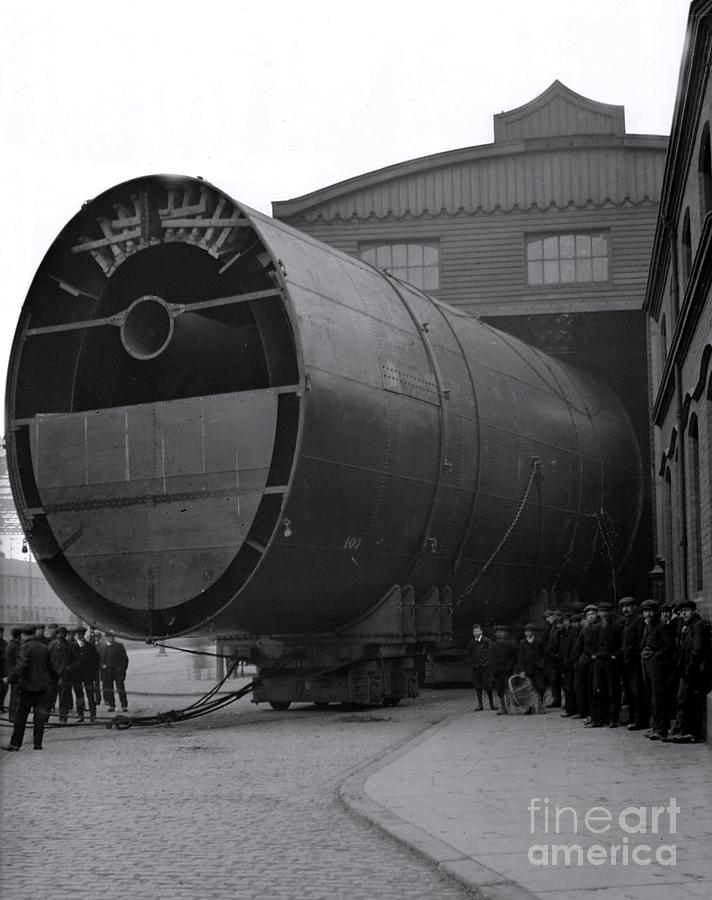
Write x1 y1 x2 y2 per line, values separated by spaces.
688 415 703 591
699 122 712 218
681 208 692 285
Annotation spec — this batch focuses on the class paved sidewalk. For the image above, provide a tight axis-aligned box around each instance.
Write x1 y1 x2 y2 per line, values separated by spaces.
342 710 712 900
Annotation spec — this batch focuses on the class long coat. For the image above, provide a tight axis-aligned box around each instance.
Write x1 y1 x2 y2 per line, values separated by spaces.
7 638 57 692
64 641 101 683
677 615 710 686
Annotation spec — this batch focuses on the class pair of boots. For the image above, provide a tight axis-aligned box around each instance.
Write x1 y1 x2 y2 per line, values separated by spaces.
475 690 497 711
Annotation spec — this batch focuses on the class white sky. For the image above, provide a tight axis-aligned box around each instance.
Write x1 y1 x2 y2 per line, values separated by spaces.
0 0 691 390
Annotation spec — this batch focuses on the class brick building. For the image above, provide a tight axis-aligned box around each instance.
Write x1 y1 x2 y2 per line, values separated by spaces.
274 80 669 600
646 0 712 618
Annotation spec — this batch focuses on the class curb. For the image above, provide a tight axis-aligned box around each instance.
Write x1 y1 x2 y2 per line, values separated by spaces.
339 713 540 900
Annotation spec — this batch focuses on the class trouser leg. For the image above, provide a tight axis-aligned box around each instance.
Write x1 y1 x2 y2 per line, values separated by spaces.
32 695 49 748
116 677 127 709
605 660 621 723
73 683 86 718
563 669 577 714
650 662 669 735
83 681 97 717
574 662 589 716
9 691 42 748
103 676 115 708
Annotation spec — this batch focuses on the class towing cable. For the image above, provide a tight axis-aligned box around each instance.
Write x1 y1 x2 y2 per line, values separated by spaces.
105 647 298 731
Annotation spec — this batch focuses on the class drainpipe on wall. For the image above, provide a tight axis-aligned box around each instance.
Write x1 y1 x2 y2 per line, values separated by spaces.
665 219 689 602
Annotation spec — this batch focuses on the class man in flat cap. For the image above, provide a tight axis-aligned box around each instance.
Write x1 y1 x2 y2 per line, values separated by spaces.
560 611 580 717
2 625 58 751
575 605 599 724
589 603 622 727
639 600 675 740
618 596 647 730
490 625 517 714
517 623 548 712
48 626 73 723
668 600 710 743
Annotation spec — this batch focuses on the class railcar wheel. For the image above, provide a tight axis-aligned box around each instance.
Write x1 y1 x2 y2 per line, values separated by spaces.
269 701 291 711
383 697 402 707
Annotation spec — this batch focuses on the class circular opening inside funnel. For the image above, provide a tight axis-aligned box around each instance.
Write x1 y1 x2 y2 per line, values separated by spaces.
121 295 174 360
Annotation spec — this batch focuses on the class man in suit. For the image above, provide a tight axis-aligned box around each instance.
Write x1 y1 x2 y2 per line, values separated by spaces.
101 632 130 712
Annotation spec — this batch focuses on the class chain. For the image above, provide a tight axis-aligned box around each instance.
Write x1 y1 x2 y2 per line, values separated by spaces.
457 456 541 604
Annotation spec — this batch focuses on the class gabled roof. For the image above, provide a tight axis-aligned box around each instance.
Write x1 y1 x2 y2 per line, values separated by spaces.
272 82 666 221
493 80 625 141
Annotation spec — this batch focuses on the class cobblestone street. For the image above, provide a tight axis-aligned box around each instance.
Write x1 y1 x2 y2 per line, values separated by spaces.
0 648 476 900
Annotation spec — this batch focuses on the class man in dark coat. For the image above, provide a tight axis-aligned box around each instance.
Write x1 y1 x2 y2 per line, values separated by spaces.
545 610 564 707
48 626 73 723
559 611 579 717
0 626 7 712
517 623 548 711
490 625 517 714
101 632 130 712
668 599 710 743
464 624 496 711
575 605 599 723
588 603 622 727
640 599 676 740
5 627 23 723
2 626 58 750
619 596 647 730
64 627 101 722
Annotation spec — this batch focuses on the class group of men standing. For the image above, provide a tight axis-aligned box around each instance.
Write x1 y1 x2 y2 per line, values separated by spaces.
463 597 710 742
0 623 130 751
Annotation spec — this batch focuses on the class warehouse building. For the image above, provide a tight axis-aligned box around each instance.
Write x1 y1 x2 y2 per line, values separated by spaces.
274 80 669 600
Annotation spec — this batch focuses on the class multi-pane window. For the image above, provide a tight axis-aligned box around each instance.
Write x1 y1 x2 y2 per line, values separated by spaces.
359 241 440 291
526 232 609 285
